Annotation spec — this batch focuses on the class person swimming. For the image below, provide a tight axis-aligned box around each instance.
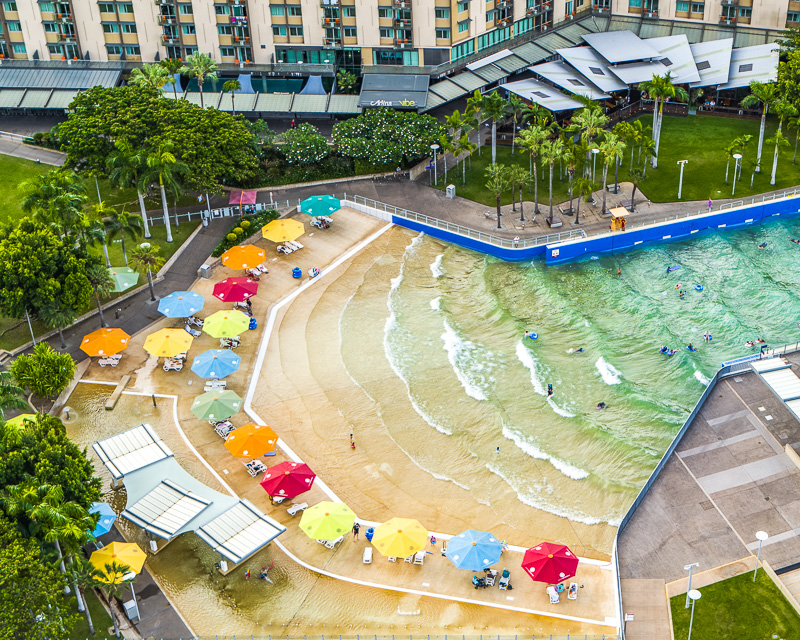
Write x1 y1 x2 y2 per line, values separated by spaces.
755 338 766 343
596 402 607 410
659 346 669 354
687 344 697 351
791 237 800 244
574 347 585 353
703 331 713 342
745 340 755 348
679 291 685 299
758 242 768 249
547 383 554 397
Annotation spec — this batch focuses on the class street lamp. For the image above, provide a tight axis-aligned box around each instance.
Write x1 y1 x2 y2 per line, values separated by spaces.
591 148 599 182
753 530 768 581
677 160 688 200
732 153 742 197
122 570 140 621
431 143 440 187
684 562 699 608
687 589 701 640
324 58 330 72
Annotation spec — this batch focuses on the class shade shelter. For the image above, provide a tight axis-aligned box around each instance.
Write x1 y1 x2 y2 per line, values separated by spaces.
191 349 241 379
212 277 258 302
90 541 146 580
158 291 205 318
299 501 356 541
260 461 316 499
81 327 131 357
221 244 266 271
521 542 579 584
108 267 139 293
300 195 341 217
202 309 251 338
445 529 503 571
371 517 428 558
261 219 305 243
224 423 278 458
190 390 243 421
503 78 586 113
89 502 117 538
229 189 257 216
144 328 193 358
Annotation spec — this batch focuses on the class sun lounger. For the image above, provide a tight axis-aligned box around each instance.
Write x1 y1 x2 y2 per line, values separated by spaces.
215 423 235 438
485 569 498 586
404 555 414 563
499 576 510 590
324 535 344 550
568 582 578 600
99 356 120 367
413 551 425 565
547 586 559 604
243 459 267 477
187 316 204 327
287 240 304 251
204 379 227 391
163 359 183 372
277 244 294 254
210 419 233 429
184 324 201 338
363 547 372 564
244 269 261 280
220 337 240 349
287 502 308 516
256 264 269 274
387 556 397 562
173 352 188 360
272 496 285 504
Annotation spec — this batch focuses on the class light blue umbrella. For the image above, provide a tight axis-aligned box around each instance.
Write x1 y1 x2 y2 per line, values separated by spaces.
191 349 242 379
158 291 205 318
89 502 116 538
300 195 341 217
445 529 503 571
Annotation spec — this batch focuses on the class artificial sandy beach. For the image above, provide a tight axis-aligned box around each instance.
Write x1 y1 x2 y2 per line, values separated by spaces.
73 207 616 636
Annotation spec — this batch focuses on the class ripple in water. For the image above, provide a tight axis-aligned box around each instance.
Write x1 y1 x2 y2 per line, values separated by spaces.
441 318 490 402
595 357 623 385
430 254 444 278
502 423 590 480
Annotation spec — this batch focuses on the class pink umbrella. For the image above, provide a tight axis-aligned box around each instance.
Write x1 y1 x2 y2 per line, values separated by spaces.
260 461 316 499
229 190 257 216
212 277 259 302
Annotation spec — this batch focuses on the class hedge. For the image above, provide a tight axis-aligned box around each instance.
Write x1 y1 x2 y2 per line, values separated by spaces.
211 209 280 257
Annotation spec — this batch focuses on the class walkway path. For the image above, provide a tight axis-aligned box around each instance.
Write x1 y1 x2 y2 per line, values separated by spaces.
0 137 65 166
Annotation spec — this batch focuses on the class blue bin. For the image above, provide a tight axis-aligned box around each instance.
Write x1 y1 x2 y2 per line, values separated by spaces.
365 527 374 542
249 318 257 330
292 267 302 279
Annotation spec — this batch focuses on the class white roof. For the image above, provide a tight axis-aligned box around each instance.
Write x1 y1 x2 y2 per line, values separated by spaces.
503 78 586 112
122 479 211 540
717 43 779 91
689 38 733 88
530 60 610 100
92 424 173 479
608 59 671 85
761 368 800 401
196 500 286 564
751 357 790 373
582 30 661 64
646 35 701 84
467 49 514 71
557 46 628 93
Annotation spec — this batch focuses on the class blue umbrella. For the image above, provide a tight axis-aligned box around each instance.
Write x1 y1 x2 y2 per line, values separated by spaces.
445 529 503 571
158 291 205 318
191 349 242 379
89 502 116 538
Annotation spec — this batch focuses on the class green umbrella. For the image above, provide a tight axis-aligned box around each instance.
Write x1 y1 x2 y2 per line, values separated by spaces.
299 501 356 541
190 390 243 421
300 195 341 217
108 267 139 293
202 309 251 339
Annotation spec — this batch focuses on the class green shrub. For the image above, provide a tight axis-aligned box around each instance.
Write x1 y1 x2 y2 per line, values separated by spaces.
232 226 244 236
212 209 280 257
226 233 237 242
240 220 251 229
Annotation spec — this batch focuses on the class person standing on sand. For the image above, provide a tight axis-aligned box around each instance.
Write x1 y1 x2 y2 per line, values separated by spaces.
352 522 360 540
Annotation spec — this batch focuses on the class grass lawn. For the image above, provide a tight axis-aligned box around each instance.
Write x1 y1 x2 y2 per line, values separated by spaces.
670 571 800 640
439 114 800 206
68 589 115 639
0 155 50 224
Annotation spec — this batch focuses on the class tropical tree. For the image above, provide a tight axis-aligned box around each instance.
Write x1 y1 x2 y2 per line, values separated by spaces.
142 140 189 243
39 301 75 350
158 58 183 100
517 125 548 216
107 139 152 239
572 176 599 225
336 69 358 94
438 133 456 184
85 263 114 328
788 113 800 164
10 343 76 410
104 210 143 266
482 91 508 165
485 173 509 230
521 102 551 128
456 134 477 185
130 243 165 302
222 79 242 115
507 164 529 221
283 123 330 165
20 169 88 234
639 137 657 177
466 90 487 156
97 560 135 638
180 52 218 109
570 107 610 170
639 72 688 168
599 134 625 215
0 371 28 420
767 98 798 185
723 141 738 185
128 63 169 91
507 93 524 155
540 138 565 225
446 109 465 142
741 80 780 173
766 129 791 186
70 558 105 635
629 168 646 211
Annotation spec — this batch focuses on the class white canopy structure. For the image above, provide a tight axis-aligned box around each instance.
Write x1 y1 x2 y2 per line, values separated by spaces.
647 35 701 85
503 77 586 112
607 60 671 85
92 424 173 480
467 49 514 71
717 43 780 91
689 38 734 88
530 60 610 100
557 46 628 93
582 30 661 63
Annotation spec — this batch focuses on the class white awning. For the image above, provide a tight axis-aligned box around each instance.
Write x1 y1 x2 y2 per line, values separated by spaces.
557 46 628 93
530 60 610 100
646 35 701 84
92 424 173 480
503 77 585 112
466 49 514 71
196 500 286 564
689 38 733 88
122 479 212 540
608 59 671 85
582 30 661 64
717 43 779 91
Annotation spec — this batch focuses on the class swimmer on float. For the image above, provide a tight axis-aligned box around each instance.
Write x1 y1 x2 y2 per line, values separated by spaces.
547 383 554 397
791 237 800 244
596 402 607 410
686 344 697 352
745 340 755 348
524 330 538 340
758 242 768 249
703 331 713 342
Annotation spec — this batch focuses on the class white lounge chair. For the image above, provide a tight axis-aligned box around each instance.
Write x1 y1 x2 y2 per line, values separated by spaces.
363 547 372 564
187 316 204 327
272 496 285 504
387 556 397 563
210 419 233 429
204 379 227 392
256 264 269 274
277 244 294 254
184 325 201 338
99 357 120 367
215 423 235 438
220 337 240 349
546 586 559 604
404 555 414 563
163 359 183 372
287 502 308 516
568 582 578 600
499 575 510 590
324 536 344 550
413 551 425 565
287 240 304 251
485 569 497 586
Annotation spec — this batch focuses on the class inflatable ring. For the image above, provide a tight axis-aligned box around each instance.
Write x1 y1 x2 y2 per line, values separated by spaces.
528 332 539 340
695 284 703 291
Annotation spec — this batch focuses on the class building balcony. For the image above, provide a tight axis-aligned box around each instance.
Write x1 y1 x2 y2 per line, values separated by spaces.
56 12 73 21
162 34 180 44
227 0 246 3
394 38 412 48
719 15 735 23
230 15 248 24
320 0 339 5
496 15 513 25
497 0 513 8
323 38 343 48
394 18 412 26
58 34 77 43
233 35 251 43
720 0 738 5
321 16 341 26
160 15 176 24
642 9 659 18
153 0 171 5
392 0 411 8
527 3 551 16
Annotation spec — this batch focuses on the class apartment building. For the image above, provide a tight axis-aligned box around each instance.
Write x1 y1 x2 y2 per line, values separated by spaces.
0 0 791 67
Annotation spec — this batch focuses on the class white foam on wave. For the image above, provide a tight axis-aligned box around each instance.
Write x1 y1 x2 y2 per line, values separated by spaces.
515 340 546 396
430 296 441 311
503 424 589 480
595 357 623 385
547 397 576 418
430 254 444 278
694 370 711 386
441 319 488 401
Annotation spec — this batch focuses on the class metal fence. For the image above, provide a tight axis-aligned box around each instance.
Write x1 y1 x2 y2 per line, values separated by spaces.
76 636 616 640
144 201 278 228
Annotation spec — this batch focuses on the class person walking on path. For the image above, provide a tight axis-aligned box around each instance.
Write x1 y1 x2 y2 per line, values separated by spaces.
352 522 360 540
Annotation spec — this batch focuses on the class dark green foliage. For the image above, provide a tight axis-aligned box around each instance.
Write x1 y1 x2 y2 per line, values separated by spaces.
211 209 280 257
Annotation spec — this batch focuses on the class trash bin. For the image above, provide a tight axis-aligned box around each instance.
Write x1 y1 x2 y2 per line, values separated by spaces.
365 527 375 542
123 600 139 622
292 267 302 279
446 184 456 199
198 264 213 279
248 317 258 330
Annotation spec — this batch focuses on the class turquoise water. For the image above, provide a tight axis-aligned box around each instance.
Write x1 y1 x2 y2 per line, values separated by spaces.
340 219 800 537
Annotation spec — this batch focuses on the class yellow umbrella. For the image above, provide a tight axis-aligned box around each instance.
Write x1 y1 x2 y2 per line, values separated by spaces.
90 542 146 582
224 423 278 458
80 328 131 357
143 328 193 357
371 517 428 558
261 219 305 243
202 309 251 339
221 244 266 270
5 413 36 427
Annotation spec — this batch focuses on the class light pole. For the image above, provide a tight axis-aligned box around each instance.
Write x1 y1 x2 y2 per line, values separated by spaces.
431 143 440 187
732 153 742 196
753 530 768 581
122 571 140 621
591 148 599 182
324 58 330 73
684 562 699 608
687 589 701 640
677 160 688 200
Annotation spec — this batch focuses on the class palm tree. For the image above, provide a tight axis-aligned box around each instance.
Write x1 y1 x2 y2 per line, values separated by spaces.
107 139 152 239
128 63 169 91
70 559 105 636
86 263 114 328
446 109 465 142
39 301 75 349
105 210 143 266
180 52 218 109
723 141 738 185
507 93 524 155
629 168 646 211
741 80 780 173
485 165 509 230
456 134 477 185
21 169 88 232
507 164 529 221
639 72 688 168
570 107 610 168
466 90 486 156
767 99 797 185
84 217 112 268
159 58 184 101
438 133 456 184
482 91 508 165
639 137 657 178
766 129 791 186
572 176 599 225
521 102 551 128
540 138 565 225
142 140 189 243
599 135 625 215
97 560 134 638
0 370 28 421
130 243 165 302
222 79 242 115
517 125 548 215
788 113 800 164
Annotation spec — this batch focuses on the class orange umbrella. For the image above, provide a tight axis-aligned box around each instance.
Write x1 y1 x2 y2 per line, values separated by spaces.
225 423 278 458
80 328 131 357
221 244 266 271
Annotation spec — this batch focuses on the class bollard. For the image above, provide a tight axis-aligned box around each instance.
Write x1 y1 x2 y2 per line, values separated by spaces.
152 394 157 408
115 308 121 319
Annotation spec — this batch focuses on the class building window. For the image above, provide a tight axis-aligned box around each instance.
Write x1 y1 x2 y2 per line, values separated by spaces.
675 1 688 10
452 39 474 60
344 26 357 37
105 44 122 55
183 46 197 55
458 20 470 32
182 24 196 34
628 0 641 7
125 45 140 55
118 3 133 13
690 1 703 12
43 22 57 32
343 6 355 17
288 25 303 35
789 11 800 21
272 25 286 35
6 21 20 31
457 0 469 12
40 2 55 11
576 0 584 7
98 3 114 12
287 5 302 16
215 5 230 14
179 4 193 14
11 43 25 54
102 23 119 33
486 10 495 22
220 46 235 56
378 7 391 17
379 26 393 38
435 7 450 18
270 5 285 15
435 27 450 38
739 6 751 17
3 2 17 11
121 23 137 33
47 43 62 54
218 24 232 34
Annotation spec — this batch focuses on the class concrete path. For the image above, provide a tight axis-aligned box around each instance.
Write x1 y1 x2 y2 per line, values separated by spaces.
0 137 65 166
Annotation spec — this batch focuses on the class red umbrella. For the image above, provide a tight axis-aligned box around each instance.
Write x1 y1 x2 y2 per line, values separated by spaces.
213 277 259 302
260 461 316 499
521 542 579 584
